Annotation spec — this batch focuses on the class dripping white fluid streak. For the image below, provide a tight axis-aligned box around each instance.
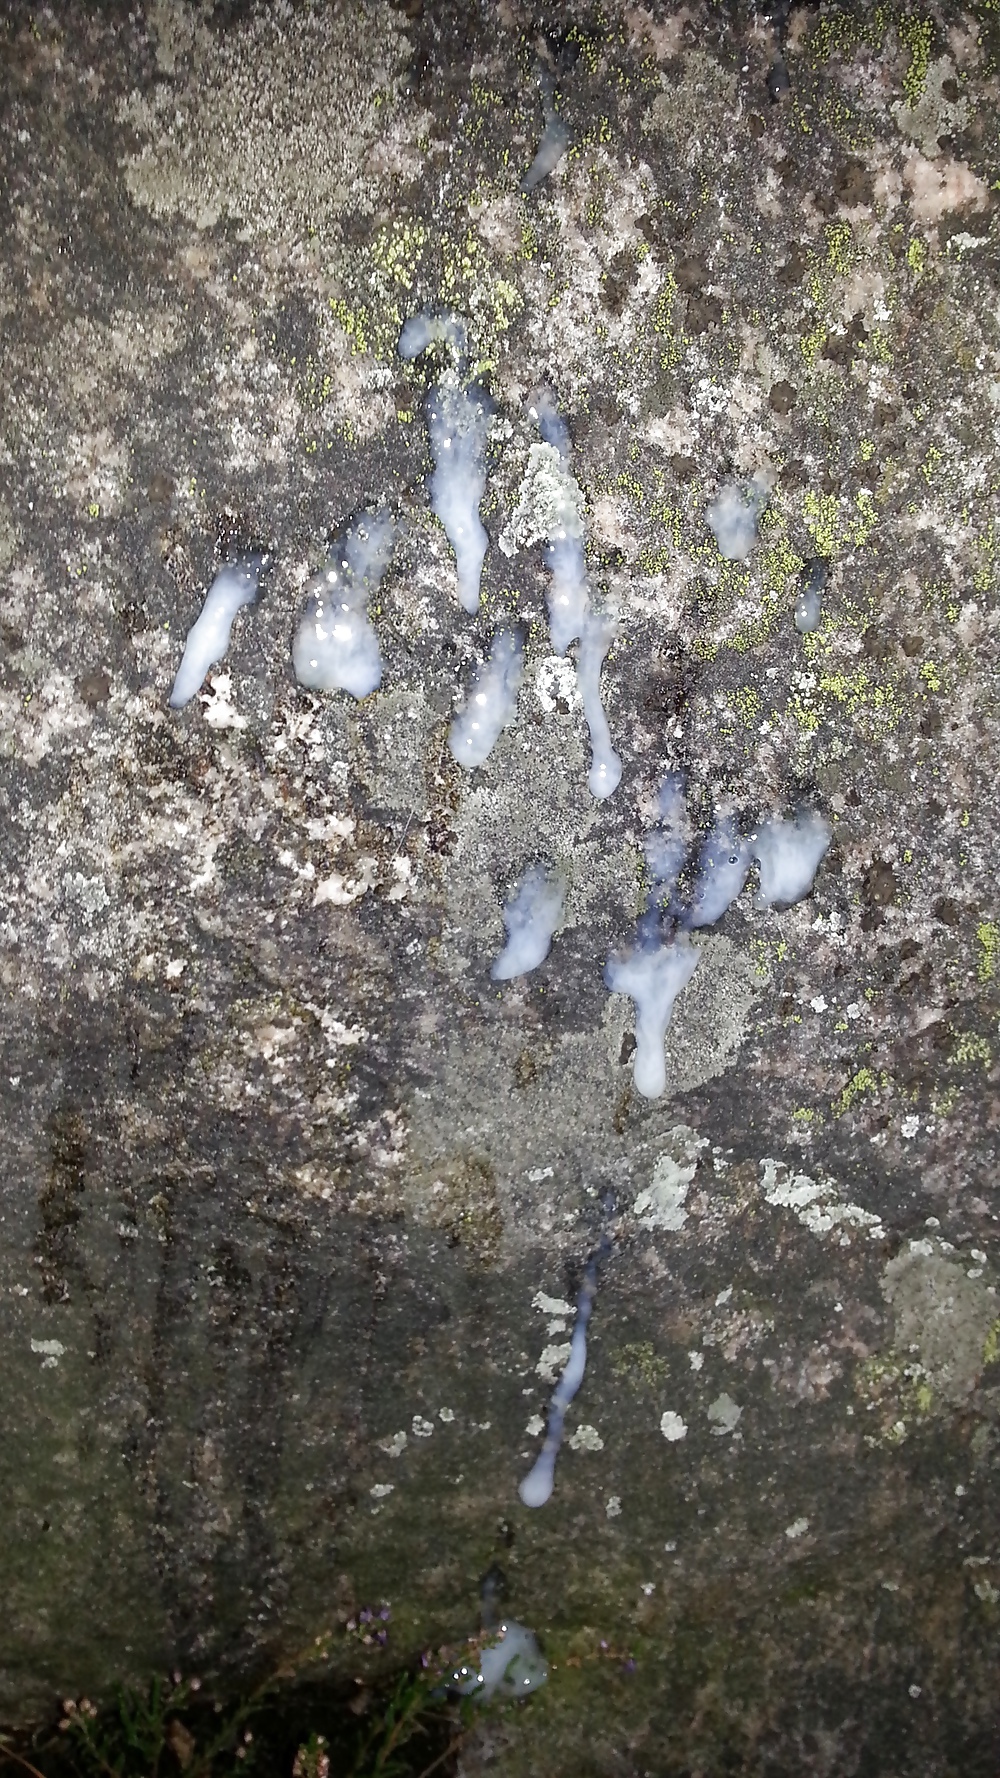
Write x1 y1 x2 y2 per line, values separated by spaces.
169 558 261 709
491 865 565 981
448 629 524 768
291 509 394 698
530 385 620 799
519 1262 597 1508
397 309 490 614
577 614 623 799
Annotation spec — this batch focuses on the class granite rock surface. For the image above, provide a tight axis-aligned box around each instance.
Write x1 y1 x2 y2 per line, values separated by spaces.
2 2 1000 1771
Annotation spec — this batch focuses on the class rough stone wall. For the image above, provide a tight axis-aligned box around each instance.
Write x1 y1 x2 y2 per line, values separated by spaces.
1 1 999 1771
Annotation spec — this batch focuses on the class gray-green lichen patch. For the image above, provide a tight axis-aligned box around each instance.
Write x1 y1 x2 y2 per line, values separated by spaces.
631 1124 707 1230
350 685 442 819
891 52 971 158
0 499 18 575
882 1236 997 1407
498 441 586 557
641 47 740 151
119 2 415 241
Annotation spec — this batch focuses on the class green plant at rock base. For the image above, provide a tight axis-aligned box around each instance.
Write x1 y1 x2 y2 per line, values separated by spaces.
0 1642 495 1778
345 1666 467 1778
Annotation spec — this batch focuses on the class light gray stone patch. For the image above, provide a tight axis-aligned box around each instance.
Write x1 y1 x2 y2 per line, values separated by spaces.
882 1244 997 1408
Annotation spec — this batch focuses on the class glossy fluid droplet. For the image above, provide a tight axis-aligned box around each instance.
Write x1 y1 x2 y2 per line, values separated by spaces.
521 115 571 191
521 64 571 192
685 813 751 929
604 936 702 1099
577 614 623 799
397 310 490 613
169 556 262 708
426 382 492 613
705 472 770 561
452 1622 548 1700
492 865 565 981
291 510 394 698
449 629 524 768
606 776 760 1098
794 557 828 633
752 810 831 909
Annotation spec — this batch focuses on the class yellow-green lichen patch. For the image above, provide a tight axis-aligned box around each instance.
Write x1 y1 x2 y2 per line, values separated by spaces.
788 661 904 747
329 295 378 360
758 522 804 599
975 921 999 982
907 236 927 280
898 16 934 110
651 263 682 370
800 487 880 558
971 519 1000 595
720 684 763 734
950 1031 992 1070
824 220 858 279
832 1065 882 1119
610 1342 671 1390
369 218 431 297
806 5 927 81
438 229 524 368
326 212 528 381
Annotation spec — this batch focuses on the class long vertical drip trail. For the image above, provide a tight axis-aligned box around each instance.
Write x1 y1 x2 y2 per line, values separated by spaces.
519 1232 613 1508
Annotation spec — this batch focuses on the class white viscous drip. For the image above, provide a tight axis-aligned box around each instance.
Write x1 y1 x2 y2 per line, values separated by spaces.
794 558 828 634
605 935 701 1099
606 773 702 1099
397 311 468 361
530 388 622 800
169 555 262 709
705 471 772 561
532 390 588 649
519 1256 600 1508
492 865 565 981
684 813 752 930
398 311 491 614
448 629 524 768
521 69 571 191
752 810 832 909
291 509 395 698
449 1621 549 1700
607 778 831 1096
605 773 700 1100
577 614 622 798
642 772 689 911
